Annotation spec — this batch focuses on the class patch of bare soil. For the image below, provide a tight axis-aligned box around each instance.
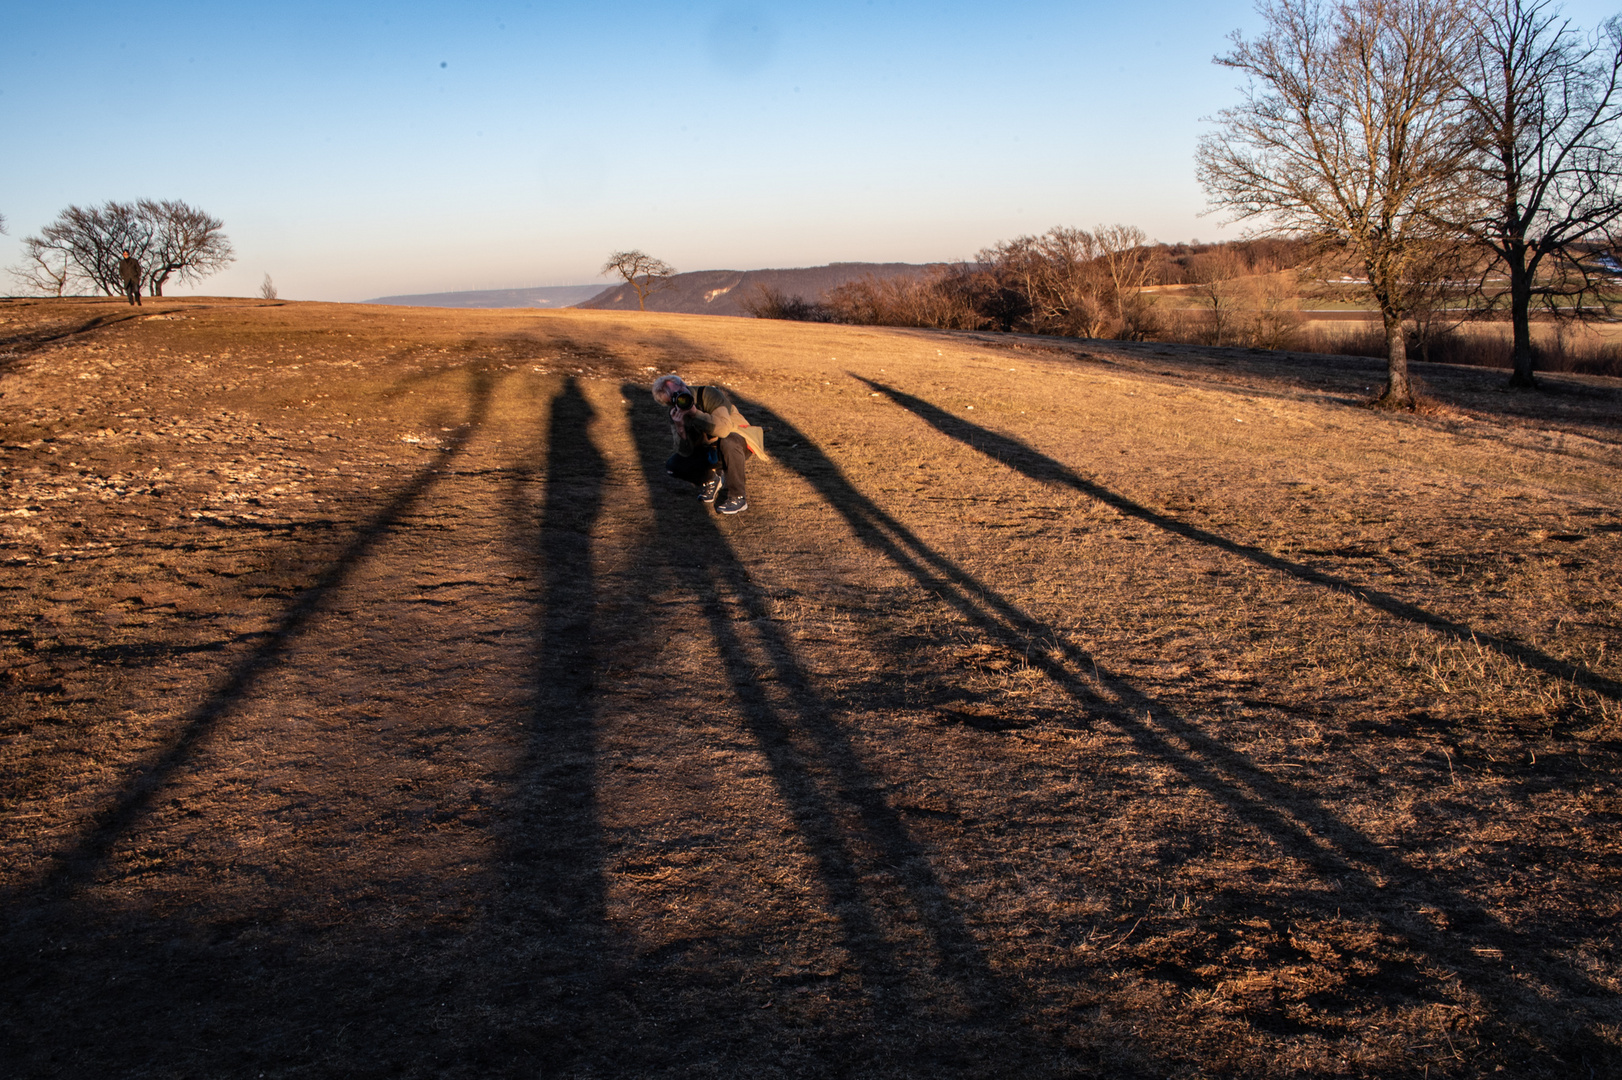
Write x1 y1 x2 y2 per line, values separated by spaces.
2 298 1619 1077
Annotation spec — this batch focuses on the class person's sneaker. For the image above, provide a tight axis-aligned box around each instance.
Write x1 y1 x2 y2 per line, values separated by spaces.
717 494 748 515
699 474 723 502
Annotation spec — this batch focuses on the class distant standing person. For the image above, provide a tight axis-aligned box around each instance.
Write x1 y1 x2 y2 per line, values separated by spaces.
117 249 141 306
651 373 765 515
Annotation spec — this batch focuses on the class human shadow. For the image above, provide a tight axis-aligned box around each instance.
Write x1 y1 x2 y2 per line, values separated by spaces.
617 381 1038 1072
720 388 1615 1038
15 369 496 902
856 375 1621 703
486 375 620 1071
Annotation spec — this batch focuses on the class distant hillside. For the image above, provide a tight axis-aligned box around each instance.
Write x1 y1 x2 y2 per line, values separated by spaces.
576 263 930 316
363 284 610 309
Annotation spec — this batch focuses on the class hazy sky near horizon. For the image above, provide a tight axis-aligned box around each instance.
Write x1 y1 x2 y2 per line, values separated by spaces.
4 0 1618 301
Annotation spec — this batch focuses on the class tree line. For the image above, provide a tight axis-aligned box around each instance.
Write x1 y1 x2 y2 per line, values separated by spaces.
753 0 1622 407
9 199 234 299
743 231 1314 341
1200 0 1622 404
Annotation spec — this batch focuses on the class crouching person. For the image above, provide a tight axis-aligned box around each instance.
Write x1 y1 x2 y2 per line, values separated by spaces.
651 373 766 515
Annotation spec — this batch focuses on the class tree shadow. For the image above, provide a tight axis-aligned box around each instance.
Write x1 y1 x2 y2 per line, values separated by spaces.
719 385 1614 1041
13 369 497 902
956 328 1622 421
0 304 150 378
855 375 1621 703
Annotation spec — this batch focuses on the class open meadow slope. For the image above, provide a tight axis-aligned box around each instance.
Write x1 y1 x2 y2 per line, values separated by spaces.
1 297 1619 1078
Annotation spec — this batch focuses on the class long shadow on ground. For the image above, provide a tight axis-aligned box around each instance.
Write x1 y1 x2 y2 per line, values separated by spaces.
485 375 620 1072
959 330 1622 436
0 304 150 377
15 370 497 903
0 370 513 1077
728 385 1617 1067
857 375 1621 704
615 380 1061 1075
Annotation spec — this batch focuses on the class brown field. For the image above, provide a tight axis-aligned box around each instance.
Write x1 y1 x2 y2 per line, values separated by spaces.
2 296 1619 1078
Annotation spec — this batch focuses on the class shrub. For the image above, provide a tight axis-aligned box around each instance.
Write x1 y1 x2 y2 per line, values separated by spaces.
741 285 831 322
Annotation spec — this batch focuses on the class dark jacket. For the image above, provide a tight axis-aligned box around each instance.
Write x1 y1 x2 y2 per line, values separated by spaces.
118 257 141 286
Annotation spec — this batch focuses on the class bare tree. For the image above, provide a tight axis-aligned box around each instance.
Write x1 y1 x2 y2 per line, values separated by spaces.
1096 223 1157 338
977 234 1045 329
1034 227 1113 337
980 228 1115 337
10 237 73 296
35 202 149 295
1457 0 1622 387
1198 0 1474 407
824 266 990 329
1190 247 1250 345
601 250 675 310
138 199 234 297
260 274 278 301
1250 269 1307 349
18 199 233 297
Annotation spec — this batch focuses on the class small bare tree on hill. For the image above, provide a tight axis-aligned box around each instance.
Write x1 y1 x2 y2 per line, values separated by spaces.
11 237 73 297
601 250 675 310
1198 0 1474 408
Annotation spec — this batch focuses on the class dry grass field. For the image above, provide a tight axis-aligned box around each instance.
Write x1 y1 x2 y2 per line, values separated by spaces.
1 296 1619 1078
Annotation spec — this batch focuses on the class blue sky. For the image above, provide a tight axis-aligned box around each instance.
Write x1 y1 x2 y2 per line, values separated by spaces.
3 0 1616 301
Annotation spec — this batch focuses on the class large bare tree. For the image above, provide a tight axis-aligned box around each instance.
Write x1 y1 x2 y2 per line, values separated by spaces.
1198 0 1474 407
138 199 234 297
35 202 149 296
1457 0 1622 387
601 250 675 311
18 200 233 297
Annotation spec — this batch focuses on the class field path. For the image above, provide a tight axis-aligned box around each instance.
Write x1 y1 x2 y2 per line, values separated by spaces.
2 299 1619 1077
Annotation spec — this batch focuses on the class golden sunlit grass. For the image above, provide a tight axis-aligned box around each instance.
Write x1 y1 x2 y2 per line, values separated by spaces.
1 297 1619 1077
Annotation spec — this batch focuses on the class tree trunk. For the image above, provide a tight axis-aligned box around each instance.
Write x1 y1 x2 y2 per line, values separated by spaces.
1378 309 1414 408
1506 256 1537 389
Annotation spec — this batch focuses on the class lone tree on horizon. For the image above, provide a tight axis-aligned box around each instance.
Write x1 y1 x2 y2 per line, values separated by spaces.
18 199 233 298
1198 0 1474 409
601 250 675 311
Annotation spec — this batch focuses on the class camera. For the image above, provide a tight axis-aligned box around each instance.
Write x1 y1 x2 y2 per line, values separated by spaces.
671 389 696 411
